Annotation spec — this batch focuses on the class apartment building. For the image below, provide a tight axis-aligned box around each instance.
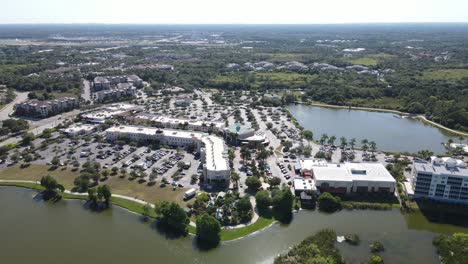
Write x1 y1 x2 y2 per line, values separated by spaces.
412 157 468 204
94 83 137 102
105 125 230 183
15 97 79 118
93 75 143 92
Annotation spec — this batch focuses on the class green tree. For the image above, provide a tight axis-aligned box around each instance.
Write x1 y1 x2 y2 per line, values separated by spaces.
155 201 189 236
87 188 98 206
340 137 347 149
318 192 341 212
272 187 294 222
319 134 328 145
269 176 281 188
237 196 253 222
370 241 385 253
97 185 112 206
23 154 33 163
40 175 64 193
231 170 240 188
240 147 251 164
40 175 65 198
367 255 384 264
350 138 356 151
51 156 60 167
21 132 35 145
111 166 119 175
417 149 434 160
369 141 377 155
302 130 313 140
196 213 221 248
255 190 272 212
245 176 262 191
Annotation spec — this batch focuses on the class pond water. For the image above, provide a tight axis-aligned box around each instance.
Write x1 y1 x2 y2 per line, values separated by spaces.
3 187 468 264
287 104 457 154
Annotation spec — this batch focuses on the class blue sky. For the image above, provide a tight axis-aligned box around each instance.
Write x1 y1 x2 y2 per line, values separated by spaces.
1 0 468 24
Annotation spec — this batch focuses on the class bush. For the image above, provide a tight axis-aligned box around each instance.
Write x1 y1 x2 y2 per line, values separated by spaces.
155 201 189 236
274 229 343 264
255 190 271 211
370 241 385 253
345 234 360 245
318 192 341 212
245 176 261 191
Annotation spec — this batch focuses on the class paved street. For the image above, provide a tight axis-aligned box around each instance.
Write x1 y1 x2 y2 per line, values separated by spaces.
0 91 28 121
81 80 92 102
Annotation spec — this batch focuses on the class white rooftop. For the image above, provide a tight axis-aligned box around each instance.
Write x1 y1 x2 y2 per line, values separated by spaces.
293 178 316 191
314 162 396 183
299 159 328 171
105 125 228 172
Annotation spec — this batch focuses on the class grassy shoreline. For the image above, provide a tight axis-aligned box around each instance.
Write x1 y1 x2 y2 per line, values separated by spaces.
0 182 274 242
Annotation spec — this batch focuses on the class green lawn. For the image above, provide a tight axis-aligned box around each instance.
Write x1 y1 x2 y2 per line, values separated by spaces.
422 69 468 81
348 53 396 66
190 215 277 241
0 164 187 206
220 216 275 241
348 58 378 66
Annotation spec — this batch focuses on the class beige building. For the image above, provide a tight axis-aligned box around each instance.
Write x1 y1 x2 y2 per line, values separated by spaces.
15 97 79 118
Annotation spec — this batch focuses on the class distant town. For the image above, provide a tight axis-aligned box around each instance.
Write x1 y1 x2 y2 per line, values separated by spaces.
0 24 467 264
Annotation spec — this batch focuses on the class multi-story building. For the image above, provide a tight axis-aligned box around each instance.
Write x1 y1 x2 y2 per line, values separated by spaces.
94 83 137 102
93 75 143 92
15 97 79 118
412 157 468 204
105 125 230 184
133 114 225 133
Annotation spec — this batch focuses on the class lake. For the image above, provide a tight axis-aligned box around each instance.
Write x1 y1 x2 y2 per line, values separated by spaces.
287 104 457 154
3 187 467 264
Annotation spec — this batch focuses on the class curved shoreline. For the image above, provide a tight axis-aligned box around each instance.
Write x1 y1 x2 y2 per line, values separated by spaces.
0 180 273 242
301 102 468 137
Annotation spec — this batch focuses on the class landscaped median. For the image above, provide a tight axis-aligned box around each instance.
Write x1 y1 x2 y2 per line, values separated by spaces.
0 180 275 242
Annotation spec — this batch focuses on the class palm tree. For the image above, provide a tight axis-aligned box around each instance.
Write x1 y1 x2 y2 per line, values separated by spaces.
320 134 329 146
369 141 377 156
340 137 347 149
361 139 369 152
231 170 240 188
350 138 356 151
240 147 251 164
328 135 336 146
417 149 434 160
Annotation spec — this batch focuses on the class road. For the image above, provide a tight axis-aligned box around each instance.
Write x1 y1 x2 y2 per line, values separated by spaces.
0 91 28 121
0 109 81 147
81 80 92 103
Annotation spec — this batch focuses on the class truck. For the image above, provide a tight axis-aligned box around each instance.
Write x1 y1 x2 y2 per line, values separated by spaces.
183 188 197 200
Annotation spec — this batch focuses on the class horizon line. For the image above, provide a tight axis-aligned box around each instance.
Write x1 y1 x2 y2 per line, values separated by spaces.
1 22 468 26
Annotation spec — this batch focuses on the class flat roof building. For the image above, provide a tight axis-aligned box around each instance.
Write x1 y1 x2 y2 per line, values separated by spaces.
412 157 468 204
312 162 396 194
62 123 97 137
105 125 230 184
133 114 225 133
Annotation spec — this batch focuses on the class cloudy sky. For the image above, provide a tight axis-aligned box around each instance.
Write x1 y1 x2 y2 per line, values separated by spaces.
1 0 468 24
